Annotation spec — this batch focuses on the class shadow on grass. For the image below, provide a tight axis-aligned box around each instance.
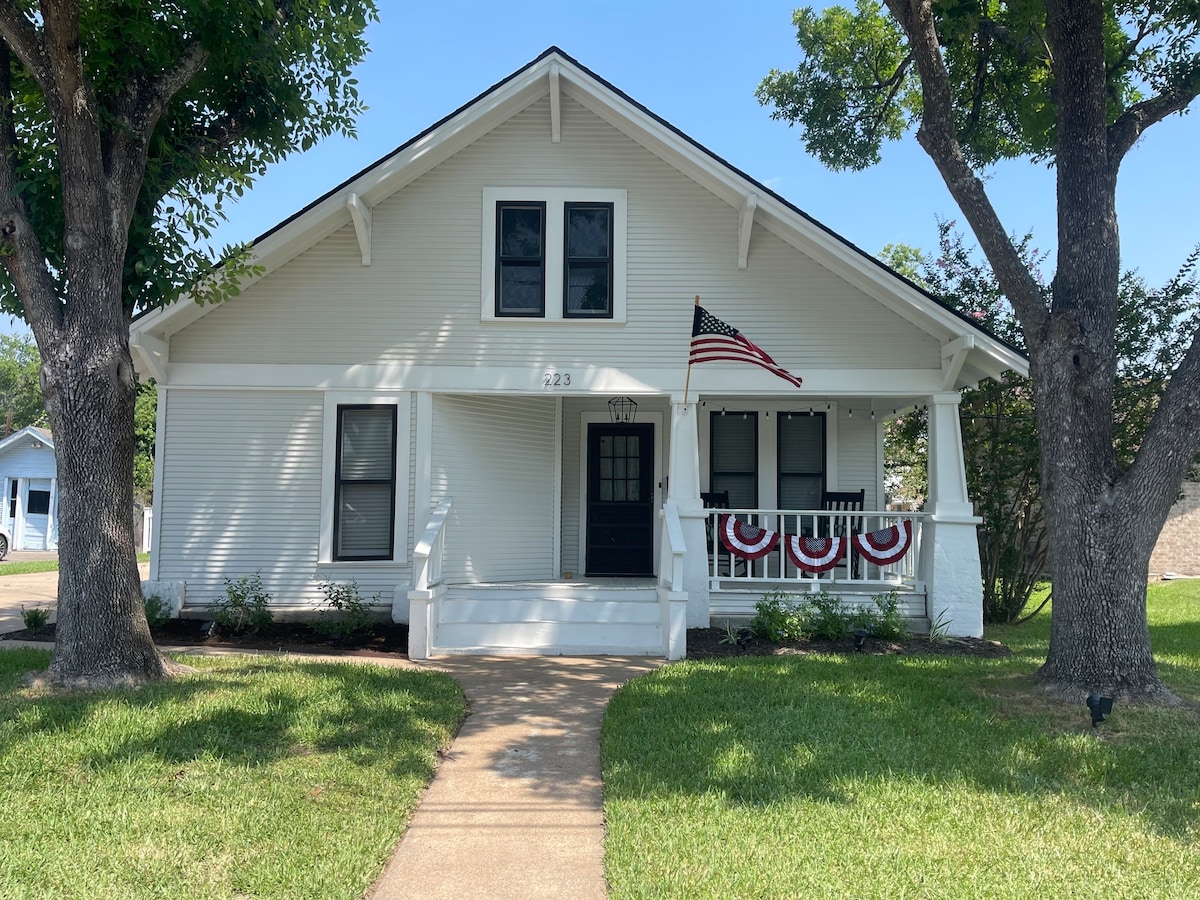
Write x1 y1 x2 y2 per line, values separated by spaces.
603 653 1200 840
0 653 465 781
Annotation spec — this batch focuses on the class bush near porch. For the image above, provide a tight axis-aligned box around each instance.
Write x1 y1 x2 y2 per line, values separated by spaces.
602 580 1200 899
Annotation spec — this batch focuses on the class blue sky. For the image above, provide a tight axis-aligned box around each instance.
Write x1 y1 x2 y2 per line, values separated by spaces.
6 1 1198 334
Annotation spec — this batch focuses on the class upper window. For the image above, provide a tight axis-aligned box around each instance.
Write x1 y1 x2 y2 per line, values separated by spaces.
564 203 613 318
334 405 397 561
496 202 546 317
482 188 627 322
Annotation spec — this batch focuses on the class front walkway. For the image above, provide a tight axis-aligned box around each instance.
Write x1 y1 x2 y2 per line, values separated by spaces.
369 655 662 899
0 575 662 900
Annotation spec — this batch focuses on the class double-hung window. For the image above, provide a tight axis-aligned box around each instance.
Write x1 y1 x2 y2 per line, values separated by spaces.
564 203 613 318
334 405 397 561
483 188 626 322
496 202 547 316
709 412 758 510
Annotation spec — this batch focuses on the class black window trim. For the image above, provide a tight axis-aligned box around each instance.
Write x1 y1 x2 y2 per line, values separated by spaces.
333 404 398 562
776 411 827 509
495 200 547 318
709 411 758 510
562 201 615 319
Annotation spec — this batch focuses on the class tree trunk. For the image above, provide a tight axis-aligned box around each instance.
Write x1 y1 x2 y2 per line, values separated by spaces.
39 321 179 689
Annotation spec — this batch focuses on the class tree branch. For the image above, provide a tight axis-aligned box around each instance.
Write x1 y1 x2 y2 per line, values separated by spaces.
0 42 63 337
883 0 1048 336
0 1 51 88
1108 81 1200 167
1126 320 1200 502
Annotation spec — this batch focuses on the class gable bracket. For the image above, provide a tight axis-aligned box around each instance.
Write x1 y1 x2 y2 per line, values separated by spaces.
346 192 372 265
132 332 169 382
549 64 562 143
738 193 757 269
941 334 974 389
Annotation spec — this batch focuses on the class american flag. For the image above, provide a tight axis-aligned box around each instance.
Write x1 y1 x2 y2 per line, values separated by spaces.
689 305 803 388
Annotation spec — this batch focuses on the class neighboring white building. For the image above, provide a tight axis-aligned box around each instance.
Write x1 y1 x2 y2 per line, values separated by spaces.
131 48 1027 659
0 425 58 554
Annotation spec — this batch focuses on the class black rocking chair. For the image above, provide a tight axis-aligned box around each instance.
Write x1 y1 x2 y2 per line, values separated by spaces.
820 489 865 577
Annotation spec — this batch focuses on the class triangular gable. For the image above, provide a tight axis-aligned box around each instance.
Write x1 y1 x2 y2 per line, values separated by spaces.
131 47 1027 387
0 425 53 455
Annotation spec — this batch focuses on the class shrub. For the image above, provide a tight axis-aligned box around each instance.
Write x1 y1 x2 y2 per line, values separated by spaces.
20 604 50 634
212 573 274 636
808 591 852 640
309 580 376 640
144 593 172 629
751 591 810 642
869 589 909 640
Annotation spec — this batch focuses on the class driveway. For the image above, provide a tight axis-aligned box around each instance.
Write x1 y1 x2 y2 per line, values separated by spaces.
0 556 150 635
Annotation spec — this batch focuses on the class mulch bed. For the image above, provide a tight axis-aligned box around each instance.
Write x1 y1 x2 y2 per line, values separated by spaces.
4 620 1010 660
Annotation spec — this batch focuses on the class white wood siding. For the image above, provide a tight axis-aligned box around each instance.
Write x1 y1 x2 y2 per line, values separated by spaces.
431 394 557 582
834 408 881 508
155 389 415 613
169 95 941 375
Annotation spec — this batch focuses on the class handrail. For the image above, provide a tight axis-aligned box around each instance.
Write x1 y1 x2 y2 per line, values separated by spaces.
660 499 686 593
412 496 453 592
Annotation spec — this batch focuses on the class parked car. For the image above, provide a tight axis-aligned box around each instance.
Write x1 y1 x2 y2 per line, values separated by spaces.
0 525 10 560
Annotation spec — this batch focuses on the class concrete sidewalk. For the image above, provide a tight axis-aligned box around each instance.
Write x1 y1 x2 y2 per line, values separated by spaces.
369 655 662 899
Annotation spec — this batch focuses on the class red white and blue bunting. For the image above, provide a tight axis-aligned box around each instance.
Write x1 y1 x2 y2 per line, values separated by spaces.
715 516 915 570
784 535 846 573
850 520 913 566
718 514 780 560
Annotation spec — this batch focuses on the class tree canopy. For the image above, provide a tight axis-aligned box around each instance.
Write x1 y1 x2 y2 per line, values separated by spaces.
0 0 378 688
760 0 1200 701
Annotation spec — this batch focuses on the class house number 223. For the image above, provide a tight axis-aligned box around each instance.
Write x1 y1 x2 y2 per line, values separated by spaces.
543 372 572 387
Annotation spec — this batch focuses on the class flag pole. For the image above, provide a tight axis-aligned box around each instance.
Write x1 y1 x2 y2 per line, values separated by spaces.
683 295 699 408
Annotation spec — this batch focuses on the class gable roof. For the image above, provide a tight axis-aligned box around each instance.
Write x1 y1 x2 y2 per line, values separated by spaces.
0 425 53 454
131 46 1027 387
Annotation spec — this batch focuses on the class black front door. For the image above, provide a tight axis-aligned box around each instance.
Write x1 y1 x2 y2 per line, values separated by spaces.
586 423 654 576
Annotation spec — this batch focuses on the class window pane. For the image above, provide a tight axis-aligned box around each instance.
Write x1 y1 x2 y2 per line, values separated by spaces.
567 207 610 257
499 263 544 312
779 475 822 510
340 409 394 480
26 490 50 516
712 415 756 470
780 416 823 471
712 474 755 510
500 207 543 257
337 484 392 557
566 265 611 314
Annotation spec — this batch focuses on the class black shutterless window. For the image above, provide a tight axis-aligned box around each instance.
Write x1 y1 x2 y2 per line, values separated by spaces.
710 412 758 510
334 405 397 561
496 202 546 316
564 202 613 318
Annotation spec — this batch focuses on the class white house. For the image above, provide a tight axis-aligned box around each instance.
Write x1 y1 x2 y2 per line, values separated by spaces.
131 48 1027 659
0 425 58 554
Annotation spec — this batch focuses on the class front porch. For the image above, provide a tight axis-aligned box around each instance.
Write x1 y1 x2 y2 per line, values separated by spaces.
405 497 935 659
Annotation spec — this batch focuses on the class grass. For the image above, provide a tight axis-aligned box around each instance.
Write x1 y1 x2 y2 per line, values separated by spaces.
0 650 465 899
602 580 1200 899
0 552 150 577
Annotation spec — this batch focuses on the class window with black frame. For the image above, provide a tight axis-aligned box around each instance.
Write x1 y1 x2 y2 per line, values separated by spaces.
496 201 546 316
563 202 613 317
334 405 397 561
709 412 757 512
778 412 825 535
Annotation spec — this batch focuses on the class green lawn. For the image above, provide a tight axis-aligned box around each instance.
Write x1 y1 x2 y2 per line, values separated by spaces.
0 651 465 899
603 580 1200 899
0 553 150 577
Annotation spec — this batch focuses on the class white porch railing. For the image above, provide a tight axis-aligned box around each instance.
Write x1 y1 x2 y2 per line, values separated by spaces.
707 508 927 587
406 496 453 659
657 500 688 660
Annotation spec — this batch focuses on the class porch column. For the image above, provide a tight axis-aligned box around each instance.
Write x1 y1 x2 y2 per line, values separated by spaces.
922 392 984 637
664 397 709 627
